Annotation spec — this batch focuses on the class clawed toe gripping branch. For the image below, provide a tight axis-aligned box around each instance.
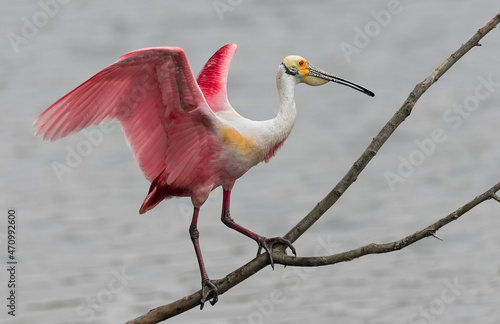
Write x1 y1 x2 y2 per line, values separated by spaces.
200 279 219 310
125 13 500 324
257 236 296 269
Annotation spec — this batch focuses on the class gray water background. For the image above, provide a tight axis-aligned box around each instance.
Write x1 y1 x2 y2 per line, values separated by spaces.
1 1 500 323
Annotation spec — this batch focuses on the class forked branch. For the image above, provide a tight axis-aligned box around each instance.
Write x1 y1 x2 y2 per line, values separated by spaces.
273 181 500 267
282 12 500 245
125 13 500 324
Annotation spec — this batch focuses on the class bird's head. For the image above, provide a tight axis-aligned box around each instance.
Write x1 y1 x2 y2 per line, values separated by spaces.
281 55 374 97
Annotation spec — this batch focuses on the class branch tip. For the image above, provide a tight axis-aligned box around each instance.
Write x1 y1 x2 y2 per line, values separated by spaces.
431 232 443 241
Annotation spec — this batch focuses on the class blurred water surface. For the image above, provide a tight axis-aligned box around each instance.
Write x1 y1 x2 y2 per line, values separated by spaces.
1 1 500 323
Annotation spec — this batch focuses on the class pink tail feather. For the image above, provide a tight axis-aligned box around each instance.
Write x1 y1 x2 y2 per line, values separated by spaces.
139 172 189 214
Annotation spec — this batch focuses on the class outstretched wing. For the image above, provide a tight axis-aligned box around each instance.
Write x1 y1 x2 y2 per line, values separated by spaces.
34 47 222 184
197 43 238 114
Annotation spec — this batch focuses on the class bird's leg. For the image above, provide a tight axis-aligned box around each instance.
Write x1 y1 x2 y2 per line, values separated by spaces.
189 207 218 309
220 189 296 269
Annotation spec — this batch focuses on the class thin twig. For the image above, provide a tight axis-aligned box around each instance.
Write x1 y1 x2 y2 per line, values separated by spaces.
125 13 500 324
431 232 443 241
272 181 500 267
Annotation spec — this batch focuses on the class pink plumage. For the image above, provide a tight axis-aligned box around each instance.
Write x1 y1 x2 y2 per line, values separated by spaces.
34 44 373 307
34 45 239 213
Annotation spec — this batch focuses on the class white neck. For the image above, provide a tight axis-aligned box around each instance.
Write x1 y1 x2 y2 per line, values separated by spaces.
271 66 298 144
257 65 298 161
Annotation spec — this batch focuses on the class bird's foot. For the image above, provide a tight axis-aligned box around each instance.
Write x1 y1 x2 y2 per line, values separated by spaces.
200 278 219 310
257 236 296 269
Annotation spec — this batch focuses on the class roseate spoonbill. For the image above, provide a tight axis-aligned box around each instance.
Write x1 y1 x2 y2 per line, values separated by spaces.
33 44 374 308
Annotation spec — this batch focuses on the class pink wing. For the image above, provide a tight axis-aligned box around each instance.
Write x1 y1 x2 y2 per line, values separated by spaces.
34 46 223 190
197 43 237 113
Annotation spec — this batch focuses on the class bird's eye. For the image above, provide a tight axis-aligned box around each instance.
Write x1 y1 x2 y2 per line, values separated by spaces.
298 60 305 66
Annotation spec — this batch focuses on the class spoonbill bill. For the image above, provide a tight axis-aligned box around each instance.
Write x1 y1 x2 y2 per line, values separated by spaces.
33 44 374 308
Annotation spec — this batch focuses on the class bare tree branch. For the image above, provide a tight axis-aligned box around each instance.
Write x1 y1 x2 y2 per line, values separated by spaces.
282 12 500 246
125 13 500 324
273 181 500 267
